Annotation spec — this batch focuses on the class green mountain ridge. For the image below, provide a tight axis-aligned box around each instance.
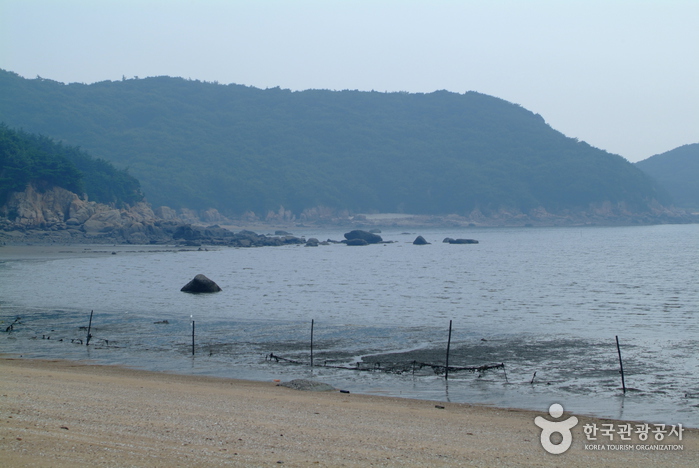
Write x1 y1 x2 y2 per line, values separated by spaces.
0 123 143 207
0 69 672 218
636 143 699 211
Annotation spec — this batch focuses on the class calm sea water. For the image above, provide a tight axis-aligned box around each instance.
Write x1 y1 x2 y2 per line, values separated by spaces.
1 224 698 427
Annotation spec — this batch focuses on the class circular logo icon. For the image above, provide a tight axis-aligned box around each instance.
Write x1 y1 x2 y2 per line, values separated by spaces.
534 404 579 454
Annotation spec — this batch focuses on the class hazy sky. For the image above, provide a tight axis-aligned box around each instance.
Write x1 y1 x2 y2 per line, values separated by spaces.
1 0 697 162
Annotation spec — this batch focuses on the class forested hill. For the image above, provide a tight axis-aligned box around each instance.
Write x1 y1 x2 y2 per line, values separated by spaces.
636 144 699 211
0 124 143 206
0 69 670 218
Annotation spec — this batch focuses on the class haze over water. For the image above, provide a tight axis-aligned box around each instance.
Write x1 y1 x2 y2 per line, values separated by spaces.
1 224 697 426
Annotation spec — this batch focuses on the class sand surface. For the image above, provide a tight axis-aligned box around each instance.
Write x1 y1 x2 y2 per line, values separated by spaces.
1 358 696 467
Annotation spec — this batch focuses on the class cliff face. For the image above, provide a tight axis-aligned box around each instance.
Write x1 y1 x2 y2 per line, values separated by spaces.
0 183 165 243
0 183 309 246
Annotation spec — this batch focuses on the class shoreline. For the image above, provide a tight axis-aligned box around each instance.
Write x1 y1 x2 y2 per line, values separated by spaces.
2 215 698 249
2 357 696 466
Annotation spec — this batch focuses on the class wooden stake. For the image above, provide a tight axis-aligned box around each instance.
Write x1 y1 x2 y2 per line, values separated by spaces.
616 335 626 394
86 310 94 346
445 320 453 380
192 320 195 356
310 319 314 367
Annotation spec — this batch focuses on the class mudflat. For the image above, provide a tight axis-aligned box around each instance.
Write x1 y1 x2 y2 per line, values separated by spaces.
1 358 696 467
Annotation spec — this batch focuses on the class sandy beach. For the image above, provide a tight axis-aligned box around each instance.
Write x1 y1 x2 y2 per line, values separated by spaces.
1 358 696 467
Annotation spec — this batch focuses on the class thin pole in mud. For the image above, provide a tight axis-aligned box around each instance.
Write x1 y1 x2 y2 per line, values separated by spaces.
616 335 626 394
192 320 195 356
86 310 94 346
445 320 453 380
310 319 314 367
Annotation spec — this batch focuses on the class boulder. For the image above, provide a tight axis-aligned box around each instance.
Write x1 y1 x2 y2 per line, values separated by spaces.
344 229 383 244
180 274 222 293
413 235 430 245
305 238 320 247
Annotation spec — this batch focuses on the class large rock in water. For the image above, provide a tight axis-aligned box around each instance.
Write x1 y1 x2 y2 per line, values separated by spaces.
344 230 383 244
180 274 222 293
413 235 430 245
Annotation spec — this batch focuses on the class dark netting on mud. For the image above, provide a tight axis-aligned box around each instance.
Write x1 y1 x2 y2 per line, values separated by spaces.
265 352 507 380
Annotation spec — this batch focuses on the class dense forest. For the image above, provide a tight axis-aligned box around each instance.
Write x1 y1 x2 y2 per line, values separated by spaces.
636 144 699 210
0 69 670 217
0 123 143 206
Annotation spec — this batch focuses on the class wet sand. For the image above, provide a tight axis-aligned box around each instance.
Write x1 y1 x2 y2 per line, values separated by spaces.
1 357 696 467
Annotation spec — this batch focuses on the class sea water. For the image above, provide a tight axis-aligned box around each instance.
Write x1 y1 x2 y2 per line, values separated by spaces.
1 224 697 426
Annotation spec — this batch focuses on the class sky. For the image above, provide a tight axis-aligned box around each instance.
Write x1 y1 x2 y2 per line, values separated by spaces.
1 0 697 163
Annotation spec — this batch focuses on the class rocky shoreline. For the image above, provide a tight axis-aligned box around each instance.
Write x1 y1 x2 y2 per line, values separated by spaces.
1 183 697 247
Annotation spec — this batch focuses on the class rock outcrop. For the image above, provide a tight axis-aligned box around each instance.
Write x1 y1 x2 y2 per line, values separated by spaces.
0 183 166 243
2 183 86 228
343 230 383 244
0 183 311 247
180 274 222 293
413 235 430 245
